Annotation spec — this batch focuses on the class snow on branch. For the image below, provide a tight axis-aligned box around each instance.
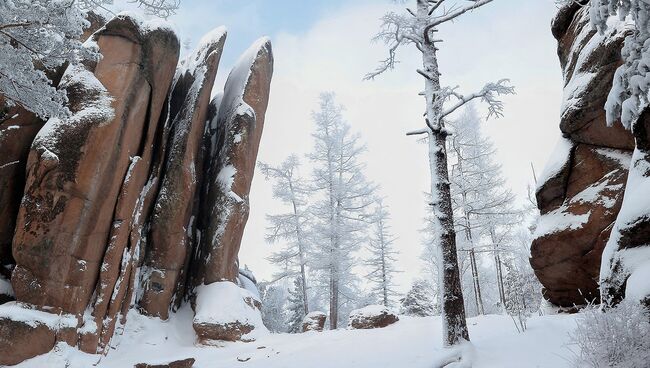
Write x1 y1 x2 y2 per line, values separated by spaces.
442 79 515 120
428 0 495 28
364 12 422 80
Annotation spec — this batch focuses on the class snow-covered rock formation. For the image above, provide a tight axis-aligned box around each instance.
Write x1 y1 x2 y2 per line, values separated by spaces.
532 2 650 309
0 13 273 366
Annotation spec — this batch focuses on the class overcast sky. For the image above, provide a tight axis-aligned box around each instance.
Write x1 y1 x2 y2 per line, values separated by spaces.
157 0 565 291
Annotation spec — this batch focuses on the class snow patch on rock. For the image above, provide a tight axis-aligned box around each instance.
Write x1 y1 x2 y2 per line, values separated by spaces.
193 282 267 340
533 206 590 238
536 136 574 192
0 302 77 329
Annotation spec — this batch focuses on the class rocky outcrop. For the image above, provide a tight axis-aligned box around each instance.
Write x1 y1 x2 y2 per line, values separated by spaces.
194 37 274 285
600 111 650 308
348 305 399 330
0 13 273 366
139 28 227 320
0 13 106 283
302 311 327 332
531 5 635 308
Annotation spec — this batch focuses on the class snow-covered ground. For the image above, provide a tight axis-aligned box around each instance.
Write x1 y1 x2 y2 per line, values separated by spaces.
16 308 578 368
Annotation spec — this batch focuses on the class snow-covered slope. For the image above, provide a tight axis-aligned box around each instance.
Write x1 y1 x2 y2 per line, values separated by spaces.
15 311 578 368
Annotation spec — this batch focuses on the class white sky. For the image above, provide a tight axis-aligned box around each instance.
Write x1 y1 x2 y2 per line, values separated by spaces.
163 0 565 291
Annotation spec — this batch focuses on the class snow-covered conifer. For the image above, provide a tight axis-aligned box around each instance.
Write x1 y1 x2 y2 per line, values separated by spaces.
259 282 289 333
259 155 311 315
308 92 375 329
365 199 400 308
286 278 308 333
401 279 436 317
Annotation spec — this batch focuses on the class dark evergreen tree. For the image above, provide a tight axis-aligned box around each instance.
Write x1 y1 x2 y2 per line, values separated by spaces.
400 279 436 317
286 278 307 333
259 282 288 333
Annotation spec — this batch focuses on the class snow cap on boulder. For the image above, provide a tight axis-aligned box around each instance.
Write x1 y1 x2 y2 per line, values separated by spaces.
348 305 399 330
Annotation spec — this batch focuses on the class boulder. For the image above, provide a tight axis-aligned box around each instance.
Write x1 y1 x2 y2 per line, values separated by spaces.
348 305 399 330
302 311 327 332
135 358 195 368
0 302 78 366
192 281 266 343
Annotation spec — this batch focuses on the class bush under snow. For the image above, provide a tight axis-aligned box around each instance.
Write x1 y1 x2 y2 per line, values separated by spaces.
569 300 650 368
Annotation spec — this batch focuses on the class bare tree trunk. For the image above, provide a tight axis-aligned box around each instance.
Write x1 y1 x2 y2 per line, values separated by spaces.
469 249 484 315
419 0 469 345
330 268 338 329
428 131 470 345
490 228 506 308
289 181 310 316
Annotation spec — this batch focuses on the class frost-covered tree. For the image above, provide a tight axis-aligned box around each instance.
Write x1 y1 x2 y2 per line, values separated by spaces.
308 92 375 329
286 277 307 333
401 279 437 317
259 156 311 315
448 106 519 315
367 0 514 347
0 0 179 119
259 282 289 333
503 263 530 333
365 199 400 307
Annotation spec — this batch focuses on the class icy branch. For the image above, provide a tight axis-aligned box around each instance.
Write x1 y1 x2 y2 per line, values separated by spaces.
441 79 515 120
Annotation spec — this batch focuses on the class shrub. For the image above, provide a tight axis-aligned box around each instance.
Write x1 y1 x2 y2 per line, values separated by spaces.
569 300 650 368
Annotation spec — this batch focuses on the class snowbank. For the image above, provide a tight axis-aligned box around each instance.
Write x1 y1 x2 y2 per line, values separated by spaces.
14 314 580 368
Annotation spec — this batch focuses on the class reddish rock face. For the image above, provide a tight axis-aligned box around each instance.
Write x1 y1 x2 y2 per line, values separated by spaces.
600 110 650 307
553 6 635 151
531 145 630 306
0 105 42 277
0 317 56 366
0 13 106 281
531 4 637 308
0 14 272 366
196 39 274 285
139 29 227 320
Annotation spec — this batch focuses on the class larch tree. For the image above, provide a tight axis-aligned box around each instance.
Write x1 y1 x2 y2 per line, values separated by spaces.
259 155 312 316
0 0 180 120
308 92 375 329
366 0 514 347
365 199 400 307
448 105 518 315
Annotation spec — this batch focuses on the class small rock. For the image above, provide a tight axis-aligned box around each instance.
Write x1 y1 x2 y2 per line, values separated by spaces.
134 358 195 368
348 305 399 330
301 311 327 332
